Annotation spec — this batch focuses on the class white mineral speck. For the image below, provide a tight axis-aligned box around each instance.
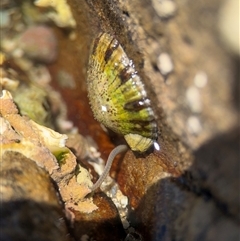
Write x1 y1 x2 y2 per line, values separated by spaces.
90 157 105 176
154 141 160 151
194 71 208 88
152 0 177 18
187 116 202 134
120 195 128 208
122 56 130 67
101 105 108 112
157 52 174 76
186 86 202 113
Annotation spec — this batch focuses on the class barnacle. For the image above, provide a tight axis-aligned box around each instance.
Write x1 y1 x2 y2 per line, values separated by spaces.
0 90 97 212
0 90 65 173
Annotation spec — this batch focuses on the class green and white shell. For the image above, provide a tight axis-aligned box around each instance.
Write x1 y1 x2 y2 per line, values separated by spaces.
87 33 157 152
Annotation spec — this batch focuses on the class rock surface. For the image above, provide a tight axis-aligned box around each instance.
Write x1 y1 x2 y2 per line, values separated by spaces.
1 0 239 240
0 151 70 241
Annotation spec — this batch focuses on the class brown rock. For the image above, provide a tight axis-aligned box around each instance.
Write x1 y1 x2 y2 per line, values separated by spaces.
73 192 125 241
65 0 239 240
0 151 70 241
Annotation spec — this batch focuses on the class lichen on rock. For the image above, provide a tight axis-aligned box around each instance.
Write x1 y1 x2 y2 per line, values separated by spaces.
0 89 96 214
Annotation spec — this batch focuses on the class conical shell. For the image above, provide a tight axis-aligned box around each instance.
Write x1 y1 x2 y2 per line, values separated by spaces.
87 33 157 152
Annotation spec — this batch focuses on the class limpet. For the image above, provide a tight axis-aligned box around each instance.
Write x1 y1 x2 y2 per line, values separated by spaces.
87 32 157 153
87 33 158 191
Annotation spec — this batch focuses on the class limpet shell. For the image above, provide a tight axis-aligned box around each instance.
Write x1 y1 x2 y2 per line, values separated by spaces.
87 33 157 152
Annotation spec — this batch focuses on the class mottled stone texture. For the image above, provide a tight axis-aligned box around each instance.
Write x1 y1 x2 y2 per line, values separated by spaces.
3 0 237 240
73 192 126 241
66 0 239 240
0 152 70 241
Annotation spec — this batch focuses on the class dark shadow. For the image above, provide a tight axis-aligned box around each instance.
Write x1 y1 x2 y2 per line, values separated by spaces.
128 127 240 241
0 200 69 241
0 197 126 241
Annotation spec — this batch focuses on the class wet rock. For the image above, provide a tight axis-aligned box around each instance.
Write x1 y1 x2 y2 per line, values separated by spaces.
0 151 70 241
65 0 239 240
73 192 126 241
129 177 239 241
3 0 238 240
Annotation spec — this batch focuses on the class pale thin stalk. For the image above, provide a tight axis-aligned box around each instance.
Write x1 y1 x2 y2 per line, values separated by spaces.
91 145 128 192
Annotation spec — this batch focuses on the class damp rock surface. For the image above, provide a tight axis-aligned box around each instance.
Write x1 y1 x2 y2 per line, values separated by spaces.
0 151 70 241
1 0 239 240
